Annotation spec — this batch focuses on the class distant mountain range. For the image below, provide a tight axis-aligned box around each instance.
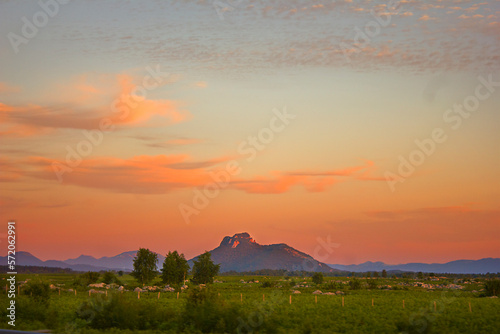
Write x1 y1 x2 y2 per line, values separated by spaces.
1 233 498 274
328 258 500 274
0 250 166 272
189 232 337 273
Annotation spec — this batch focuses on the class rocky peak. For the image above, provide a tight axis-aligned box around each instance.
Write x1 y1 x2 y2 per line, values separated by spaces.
219 232 257 248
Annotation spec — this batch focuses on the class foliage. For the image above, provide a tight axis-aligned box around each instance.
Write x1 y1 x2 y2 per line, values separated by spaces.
261 281 275 288
102 271 121 285
74 272 101 287
161 251 189 286
349 277 362 290
22 280 51 304
312 272 324 285
131 248 158 285
382 269 387 278
182 287 242 333
191 251 220 285
484 279 500 296
367 279 378 290
77 294 166 330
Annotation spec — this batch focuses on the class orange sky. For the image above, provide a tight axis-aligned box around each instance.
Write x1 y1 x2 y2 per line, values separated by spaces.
1 0 499 265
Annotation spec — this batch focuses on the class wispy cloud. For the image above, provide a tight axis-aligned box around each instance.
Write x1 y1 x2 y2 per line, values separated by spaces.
0 74 189 137
231 160 383 194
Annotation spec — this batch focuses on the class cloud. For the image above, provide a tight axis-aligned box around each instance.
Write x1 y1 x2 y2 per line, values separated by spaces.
0 74 189 137
132 135 203 149
24 154 231 194
194 81 207 88
231 160 383 194
418 15 436 21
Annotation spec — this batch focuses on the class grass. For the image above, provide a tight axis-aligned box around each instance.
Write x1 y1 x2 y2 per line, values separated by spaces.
0 273 499 333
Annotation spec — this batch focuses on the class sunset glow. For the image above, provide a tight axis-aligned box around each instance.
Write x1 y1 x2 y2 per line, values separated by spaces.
1 0 499 265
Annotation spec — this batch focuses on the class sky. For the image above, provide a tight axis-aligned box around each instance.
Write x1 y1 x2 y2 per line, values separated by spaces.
1 0 499 265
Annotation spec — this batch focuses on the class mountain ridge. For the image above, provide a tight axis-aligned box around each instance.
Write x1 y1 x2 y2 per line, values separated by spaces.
328 257 500 274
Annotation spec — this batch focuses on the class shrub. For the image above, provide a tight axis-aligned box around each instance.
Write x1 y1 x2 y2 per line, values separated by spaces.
349 278 362 290
261 281 274 288
312 272 324 285
102 271 122 285
367 279 378 290
182 287 242 333
77 295 139 330
22 280 51 304
484 279 500 296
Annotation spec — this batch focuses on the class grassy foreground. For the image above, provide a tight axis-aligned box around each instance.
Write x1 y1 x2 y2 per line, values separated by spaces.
1 273 499 333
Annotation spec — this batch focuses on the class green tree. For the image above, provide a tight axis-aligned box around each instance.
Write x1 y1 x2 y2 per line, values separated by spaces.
131 248 158 285
417 272 424 279
117 270 124 277
102 271 116 284
191 251 220 284
161 250 189 285
349 278 362 290
382 269 387 278
23 280 51 304
83 271 101 284
484 279 500 296
312 272 324 284
367 279 378 289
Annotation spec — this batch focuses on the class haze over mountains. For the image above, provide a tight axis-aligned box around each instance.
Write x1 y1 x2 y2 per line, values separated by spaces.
2 233 498 274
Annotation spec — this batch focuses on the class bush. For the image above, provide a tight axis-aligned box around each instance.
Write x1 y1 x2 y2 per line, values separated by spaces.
74 272 100 288
22 280 51 304
349 278 362 290
77 295 139 330
312 272 324 285
367 279 378 290
484 279 500 296
102 271 122 285
182 287 243 333
261 281 274 288
16 295 48 323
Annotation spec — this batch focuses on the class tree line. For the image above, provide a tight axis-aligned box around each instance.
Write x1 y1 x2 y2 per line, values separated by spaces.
131 248 220 286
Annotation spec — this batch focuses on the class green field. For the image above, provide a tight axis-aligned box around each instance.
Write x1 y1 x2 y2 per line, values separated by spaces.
1 273 499 333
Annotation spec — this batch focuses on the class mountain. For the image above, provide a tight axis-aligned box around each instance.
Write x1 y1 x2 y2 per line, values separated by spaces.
328 258 500 274
0 251 165 272
188 232 338 273
0 251 110 272
64 251 165 271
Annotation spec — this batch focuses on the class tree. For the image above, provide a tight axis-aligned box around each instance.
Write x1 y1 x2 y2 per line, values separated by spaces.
373 271 379 278
117 270 124 277
382 269 387 278
131 248 158 285
23 280 51 304
367 279 378 290
484 279 500 297
102 271 122 285
349 278 362 290
312 272 324 284
161 250 189 285
417 272 424 279
191 251 220 284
